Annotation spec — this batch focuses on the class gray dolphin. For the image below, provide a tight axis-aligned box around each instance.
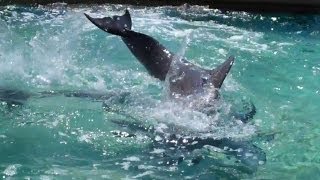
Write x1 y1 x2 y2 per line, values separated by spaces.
84 10 265 171
84 10 234 97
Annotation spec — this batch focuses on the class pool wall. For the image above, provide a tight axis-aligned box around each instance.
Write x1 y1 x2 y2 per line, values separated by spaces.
1 0 320 13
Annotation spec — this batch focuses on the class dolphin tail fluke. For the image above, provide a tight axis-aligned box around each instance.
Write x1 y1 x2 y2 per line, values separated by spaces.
84 10 132 37
210 56 235 88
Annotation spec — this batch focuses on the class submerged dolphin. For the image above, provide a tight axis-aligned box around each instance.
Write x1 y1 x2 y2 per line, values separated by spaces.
0 88 30 106
84 10 265 170
84 10 234 97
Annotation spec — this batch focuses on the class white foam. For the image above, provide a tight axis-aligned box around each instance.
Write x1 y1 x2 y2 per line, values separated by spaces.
123 156 140 162
228 35 244 41
3 164 21 176
132 171 153 178
119 162 131 170
150 148 165 154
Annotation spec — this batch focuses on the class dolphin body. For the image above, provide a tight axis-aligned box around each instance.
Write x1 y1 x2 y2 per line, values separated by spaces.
84 10 234 97
84 10 265 171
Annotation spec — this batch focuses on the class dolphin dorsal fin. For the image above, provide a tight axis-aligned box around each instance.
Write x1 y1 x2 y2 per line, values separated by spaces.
210 56 235 88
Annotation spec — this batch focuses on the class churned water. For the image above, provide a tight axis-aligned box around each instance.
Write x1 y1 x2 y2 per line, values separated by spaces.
0 3 320 179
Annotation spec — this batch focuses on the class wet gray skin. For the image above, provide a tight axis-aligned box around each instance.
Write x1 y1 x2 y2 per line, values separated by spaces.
84 10 234 98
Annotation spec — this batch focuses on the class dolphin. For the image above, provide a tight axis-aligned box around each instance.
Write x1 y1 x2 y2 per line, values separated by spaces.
84 10 265 171
84 10 234 98
83 9 257 122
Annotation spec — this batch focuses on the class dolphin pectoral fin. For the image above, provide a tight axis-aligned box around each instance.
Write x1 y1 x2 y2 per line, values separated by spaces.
210 56 235 88
84 9 132 36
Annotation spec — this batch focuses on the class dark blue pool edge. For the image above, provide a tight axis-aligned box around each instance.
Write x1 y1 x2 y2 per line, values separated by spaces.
1 0 320 13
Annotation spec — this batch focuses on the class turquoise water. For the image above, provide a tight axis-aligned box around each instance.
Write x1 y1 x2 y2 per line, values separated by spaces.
0 3 320 179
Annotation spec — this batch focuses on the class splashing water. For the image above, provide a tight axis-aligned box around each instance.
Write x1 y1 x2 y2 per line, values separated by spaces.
1 3 320 179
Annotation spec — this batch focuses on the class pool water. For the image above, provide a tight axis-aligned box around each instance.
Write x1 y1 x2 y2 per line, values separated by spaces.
0 3 320 179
